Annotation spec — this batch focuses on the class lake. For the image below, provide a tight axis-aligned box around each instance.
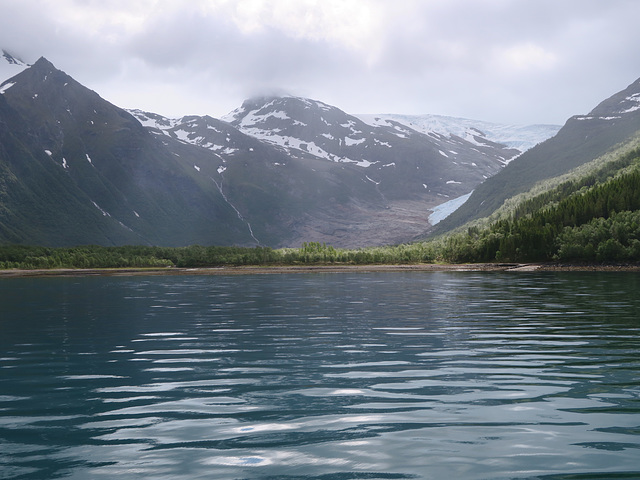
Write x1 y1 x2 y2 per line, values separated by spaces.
1 271 639 479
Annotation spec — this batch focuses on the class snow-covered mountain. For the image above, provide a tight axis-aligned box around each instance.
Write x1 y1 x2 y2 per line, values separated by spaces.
130 110 263 156
221 95 522 169
0 50 29 85
130 95 561 239
131 95 525 203
356 113 560 154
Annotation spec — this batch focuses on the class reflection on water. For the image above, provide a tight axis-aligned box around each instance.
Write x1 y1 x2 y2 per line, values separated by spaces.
1 272 639 479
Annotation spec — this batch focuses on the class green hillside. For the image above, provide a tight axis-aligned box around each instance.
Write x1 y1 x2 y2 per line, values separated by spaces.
438 138 640 263
433 77 640 235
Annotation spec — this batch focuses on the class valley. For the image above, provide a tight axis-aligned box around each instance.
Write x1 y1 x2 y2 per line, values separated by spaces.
2 51 640 265
1 52 559 248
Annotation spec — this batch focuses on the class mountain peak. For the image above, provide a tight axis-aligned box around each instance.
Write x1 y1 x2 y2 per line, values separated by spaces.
25 56 66 80
31 56 55 68
221 95 345 129
1 55 78 98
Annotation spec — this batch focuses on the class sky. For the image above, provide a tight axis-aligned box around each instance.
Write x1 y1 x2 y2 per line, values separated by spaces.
1 0 639 125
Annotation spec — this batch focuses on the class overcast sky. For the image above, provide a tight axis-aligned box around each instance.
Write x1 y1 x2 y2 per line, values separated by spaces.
1 0 639 125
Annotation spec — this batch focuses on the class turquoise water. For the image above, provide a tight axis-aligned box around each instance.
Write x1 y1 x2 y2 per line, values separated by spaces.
1 271 639 479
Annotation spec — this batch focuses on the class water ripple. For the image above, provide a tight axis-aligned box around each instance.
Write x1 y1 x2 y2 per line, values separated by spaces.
1 272 639 479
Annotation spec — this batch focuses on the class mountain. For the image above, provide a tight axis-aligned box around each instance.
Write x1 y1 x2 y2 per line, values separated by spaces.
432 76 640 236
129 95 534 247
0 56 558 248
0 57 255 246
140 95 525 196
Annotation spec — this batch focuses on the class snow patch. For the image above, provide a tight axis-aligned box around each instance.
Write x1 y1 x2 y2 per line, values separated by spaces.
429 191 473 225
0 82 16 94
374 139 392 147
194 165 200 172
345 137 366 146
174 129 191 142
268 110 290 120
91 201 110 217
217 166 227 174
340 120 356 128
219 147 239 155
365 175 380 185
620 92 640 113
357 159 376 168
86 154 93 164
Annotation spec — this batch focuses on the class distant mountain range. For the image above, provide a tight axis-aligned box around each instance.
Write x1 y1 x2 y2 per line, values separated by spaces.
8 50 637 250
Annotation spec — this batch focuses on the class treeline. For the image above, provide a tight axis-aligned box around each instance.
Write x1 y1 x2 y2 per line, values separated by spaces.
511 146 640 221
0 242 438 270
0 244 274 270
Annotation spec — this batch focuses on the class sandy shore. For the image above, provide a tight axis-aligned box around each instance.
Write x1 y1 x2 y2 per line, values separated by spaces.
1 262 639 278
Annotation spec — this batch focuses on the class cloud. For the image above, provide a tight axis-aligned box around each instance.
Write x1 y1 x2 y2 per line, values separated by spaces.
495 43 558 73
1 0 639 124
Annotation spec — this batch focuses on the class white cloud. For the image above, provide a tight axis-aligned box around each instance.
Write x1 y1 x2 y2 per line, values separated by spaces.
497 43 559 73
1 0 639 124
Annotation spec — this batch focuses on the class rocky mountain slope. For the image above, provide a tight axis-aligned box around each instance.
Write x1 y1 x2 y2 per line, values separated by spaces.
1 55 557 248
432 76 640 236
0 58 257 246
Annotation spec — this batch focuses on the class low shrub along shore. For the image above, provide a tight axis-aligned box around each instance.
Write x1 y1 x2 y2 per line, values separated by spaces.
1 243 638 274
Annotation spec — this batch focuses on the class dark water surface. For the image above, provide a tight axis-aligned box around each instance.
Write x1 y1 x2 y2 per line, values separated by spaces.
1 271 639 479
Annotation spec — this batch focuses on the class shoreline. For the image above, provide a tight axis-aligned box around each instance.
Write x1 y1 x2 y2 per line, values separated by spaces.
1 262 639 278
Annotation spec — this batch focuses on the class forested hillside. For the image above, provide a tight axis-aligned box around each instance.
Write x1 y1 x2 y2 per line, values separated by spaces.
433 77 640 235
438 140 640 263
